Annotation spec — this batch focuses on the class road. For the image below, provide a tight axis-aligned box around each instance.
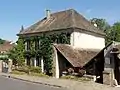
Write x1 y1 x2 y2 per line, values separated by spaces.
0 76 66 90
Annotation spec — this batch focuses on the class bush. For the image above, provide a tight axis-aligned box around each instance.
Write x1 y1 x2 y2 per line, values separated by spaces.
15 66 29 73
29 66 41 73
15 66 41 74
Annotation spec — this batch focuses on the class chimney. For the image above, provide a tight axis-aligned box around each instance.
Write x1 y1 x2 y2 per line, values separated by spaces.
46 9 51 19
20 25 24 33
94 23 97 27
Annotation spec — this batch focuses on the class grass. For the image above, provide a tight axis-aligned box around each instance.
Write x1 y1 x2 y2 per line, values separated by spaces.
10 70 49 78
11 70 90 82
61 75 91 82
29 72 49 78
10 70 27 75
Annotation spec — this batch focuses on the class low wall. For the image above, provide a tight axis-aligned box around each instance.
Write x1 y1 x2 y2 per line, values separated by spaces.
0 60 2 72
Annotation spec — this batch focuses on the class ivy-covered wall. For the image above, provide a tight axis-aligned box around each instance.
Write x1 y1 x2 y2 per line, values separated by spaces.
23 32 70 74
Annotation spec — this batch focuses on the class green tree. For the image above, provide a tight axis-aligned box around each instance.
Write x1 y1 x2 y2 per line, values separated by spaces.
110 22 120 42
8 47 17 65
0 38 5 44
90 18 111 44
8 38 25 66
90 18 110 31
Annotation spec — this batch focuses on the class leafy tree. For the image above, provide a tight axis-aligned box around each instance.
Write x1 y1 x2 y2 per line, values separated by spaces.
90 18 111 44
16 38 25 66
8 38 25 66
110 22 120 42
8 47 17 65
90 18 110 31
0 38 5 44
91 18 120 44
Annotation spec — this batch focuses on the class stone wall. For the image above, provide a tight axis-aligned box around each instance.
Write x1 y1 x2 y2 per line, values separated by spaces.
0 59 13 73
103 71 112 85
0 60 2 73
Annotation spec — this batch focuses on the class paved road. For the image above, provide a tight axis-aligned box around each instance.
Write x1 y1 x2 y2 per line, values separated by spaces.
0 76 66 90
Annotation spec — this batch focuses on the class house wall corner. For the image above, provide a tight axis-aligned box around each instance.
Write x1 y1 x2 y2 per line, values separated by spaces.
52 46 60 78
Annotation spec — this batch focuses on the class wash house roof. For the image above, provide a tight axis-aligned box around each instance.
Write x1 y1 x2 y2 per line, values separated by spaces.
54 44 99 67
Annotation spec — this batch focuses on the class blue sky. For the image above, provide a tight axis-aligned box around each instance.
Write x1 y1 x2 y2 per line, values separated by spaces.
0 0 120 42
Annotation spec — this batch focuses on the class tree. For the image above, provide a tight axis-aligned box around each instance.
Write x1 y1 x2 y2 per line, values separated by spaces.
0 38 5 44
8 38 25 66
8 47 18 65
90 18 110 31
110 22 120 42
90 18 111 44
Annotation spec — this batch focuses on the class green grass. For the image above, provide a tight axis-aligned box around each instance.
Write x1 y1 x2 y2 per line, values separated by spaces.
10 70 49 78
29 72 49 78
61 75 91 82
10 70 27 75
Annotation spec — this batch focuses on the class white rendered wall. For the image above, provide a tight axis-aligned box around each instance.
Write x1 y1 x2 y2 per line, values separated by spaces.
70 32 105 49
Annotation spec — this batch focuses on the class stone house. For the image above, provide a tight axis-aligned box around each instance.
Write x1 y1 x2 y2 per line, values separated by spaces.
0 41 14 73
83 41 120 86
103 42 120 85
17 9 105 78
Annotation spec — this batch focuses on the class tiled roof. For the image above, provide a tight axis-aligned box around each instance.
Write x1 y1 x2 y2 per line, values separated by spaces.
18 9 105 36
54 44 100 67
0 41 14 53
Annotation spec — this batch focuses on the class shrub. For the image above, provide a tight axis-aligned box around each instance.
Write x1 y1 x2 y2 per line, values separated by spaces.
29 66 41 73
15 66 29 73
15 66 41 73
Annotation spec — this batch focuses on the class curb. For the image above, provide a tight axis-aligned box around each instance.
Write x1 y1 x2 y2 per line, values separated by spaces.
1 74 65 89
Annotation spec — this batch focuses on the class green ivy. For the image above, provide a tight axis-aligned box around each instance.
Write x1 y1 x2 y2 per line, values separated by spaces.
24 33 70 74
0 57 8 60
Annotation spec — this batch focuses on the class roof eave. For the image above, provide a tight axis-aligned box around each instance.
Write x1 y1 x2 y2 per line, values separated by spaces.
53 44 82 67
16 27 74 37
74 27 106 37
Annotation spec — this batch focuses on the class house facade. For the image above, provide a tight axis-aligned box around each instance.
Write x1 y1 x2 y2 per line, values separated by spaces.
70 30 105 49
18 9 105 78
0 41 14 73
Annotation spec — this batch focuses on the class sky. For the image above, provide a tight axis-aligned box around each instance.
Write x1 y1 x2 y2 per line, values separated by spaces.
0 0 120 42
